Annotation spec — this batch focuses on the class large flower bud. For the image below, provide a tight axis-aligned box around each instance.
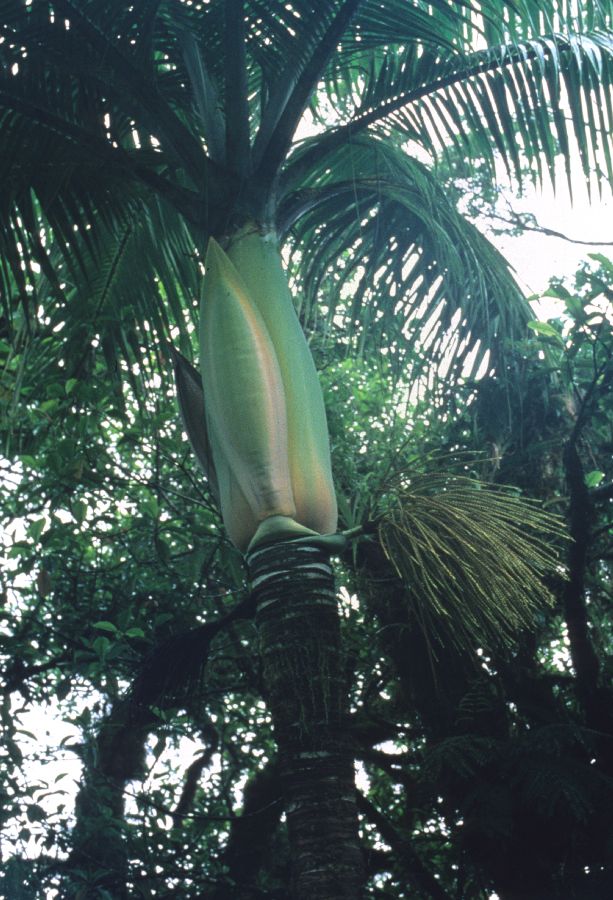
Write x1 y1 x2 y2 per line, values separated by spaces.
174 232 337 553
225 224 337 537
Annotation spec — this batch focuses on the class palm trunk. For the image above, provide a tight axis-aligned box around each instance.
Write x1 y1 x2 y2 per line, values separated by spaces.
247 540 364 899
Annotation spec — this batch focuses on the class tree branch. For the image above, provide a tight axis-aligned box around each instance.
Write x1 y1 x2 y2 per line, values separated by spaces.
220 759 283 895
128 591 256 710
562 361 613 747
562 440 604 715
173 718 219 823
356 792 453 900
487 206 613 246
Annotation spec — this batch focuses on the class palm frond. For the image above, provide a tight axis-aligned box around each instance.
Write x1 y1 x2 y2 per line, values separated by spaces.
254 0 362 183
180 30 226 163
421 734 500 782
361 0 612 47
315 30 613 192
377 472 568 653
280 133 529 381
0 0 229 229
506 724 613 824
2 0 613 392
2 188 200 394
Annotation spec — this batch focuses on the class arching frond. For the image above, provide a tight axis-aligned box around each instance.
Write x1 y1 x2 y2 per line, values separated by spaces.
1 0 612 388
313 31 613 194
1 189 200 394
0 0 229 260
281 133 529 381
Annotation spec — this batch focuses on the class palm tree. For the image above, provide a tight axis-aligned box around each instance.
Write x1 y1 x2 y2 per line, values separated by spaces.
2 1 612 896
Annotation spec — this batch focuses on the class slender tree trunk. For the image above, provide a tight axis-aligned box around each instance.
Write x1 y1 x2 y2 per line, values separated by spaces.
563 440 613 775
247 540 364 899
65 699 152 898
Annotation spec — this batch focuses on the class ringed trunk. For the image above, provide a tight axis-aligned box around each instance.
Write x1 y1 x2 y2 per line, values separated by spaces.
247 539 364 899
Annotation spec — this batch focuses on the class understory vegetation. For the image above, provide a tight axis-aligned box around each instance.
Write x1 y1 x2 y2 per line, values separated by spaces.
2 253 612 897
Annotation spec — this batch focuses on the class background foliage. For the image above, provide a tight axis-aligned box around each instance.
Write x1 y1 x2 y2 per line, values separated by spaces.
1 0 613 897
2 248 612 898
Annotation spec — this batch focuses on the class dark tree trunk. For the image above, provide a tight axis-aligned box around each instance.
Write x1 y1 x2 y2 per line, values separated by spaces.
214 760 285 898
247 540 364 899
65 698 152 898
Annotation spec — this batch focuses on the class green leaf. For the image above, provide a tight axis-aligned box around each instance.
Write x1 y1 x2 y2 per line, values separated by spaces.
39 398 61 414
8 544 26 559
28 519 46 542
527 321 565 346
527 320 559 337
155 536 172 563
587 253 613 275
72 499 88 524
46 383 65 400
564 296 587 322
585 470 605 488
26 804 46 823
217 543 246 588
92 636 111 657
92 621 118 633
125 627 146 639
142 493 159 519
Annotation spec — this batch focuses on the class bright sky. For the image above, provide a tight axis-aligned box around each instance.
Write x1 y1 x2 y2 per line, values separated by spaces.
482 159 613 298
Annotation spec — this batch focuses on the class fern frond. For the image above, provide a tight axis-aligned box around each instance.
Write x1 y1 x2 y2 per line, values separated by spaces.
377 473 568 653
421 734 500 782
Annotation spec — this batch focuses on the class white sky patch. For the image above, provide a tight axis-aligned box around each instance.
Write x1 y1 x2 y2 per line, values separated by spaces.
480 157 613 300
0 695 85 861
